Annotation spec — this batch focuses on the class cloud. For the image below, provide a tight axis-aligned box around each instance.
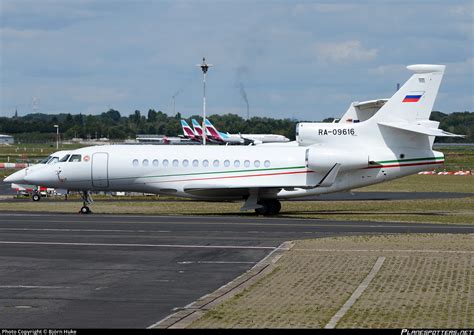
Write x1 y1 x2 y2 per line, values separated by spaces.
313 40 378 63
0 0 472 120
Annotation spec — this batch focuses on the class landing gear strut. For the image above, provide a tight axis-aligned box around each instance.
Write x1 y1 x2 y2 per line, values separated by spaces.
255 199 281 216
79 191 93 214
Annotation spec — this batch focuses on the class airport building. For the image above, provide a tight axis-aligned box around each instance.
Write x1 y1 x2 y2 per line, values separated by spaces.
136 134 167 144
0 134 14 144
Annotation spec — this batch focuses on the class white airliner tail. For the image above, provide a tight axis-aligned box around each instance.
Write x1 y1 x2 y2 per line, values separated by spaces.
373 64 446 123
191 119 204 138
181 120 196 139
298 64 462 149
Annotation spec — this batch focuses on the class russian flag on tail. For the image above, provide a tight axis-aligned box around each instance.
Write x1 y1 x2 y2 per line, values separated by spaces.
403 92 424 102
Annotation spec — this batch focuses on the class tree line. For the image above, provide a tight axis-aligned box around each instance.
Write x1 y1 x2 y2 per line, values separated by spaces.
0 109 472 143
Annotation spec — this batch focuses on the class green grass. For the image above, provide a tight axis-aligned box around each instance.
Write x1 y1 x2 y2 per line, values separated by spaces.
359 174 474 193
436 146 474 170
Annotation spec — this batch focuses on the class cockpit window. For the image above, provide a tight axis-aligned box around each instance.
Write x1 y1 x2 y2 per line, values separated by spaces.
69 154 82 162
59 154 70 162
49 157 59 164
38 156 51 164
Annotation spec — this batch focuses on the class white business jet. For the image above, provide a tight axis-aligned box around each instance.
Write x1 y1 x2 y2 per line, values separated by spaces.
8 64 461 214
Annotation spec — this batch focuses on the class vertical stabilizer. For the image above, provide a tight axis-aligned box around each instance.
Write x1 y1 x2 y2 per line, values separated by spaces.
181 120 196 139
191 119 204 137
204 119 224 141
373 64 445 123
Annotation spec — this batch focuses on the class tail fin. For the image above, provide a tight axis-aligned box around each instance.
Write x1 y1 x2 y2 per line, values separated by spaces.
181 120 196 138
191 119 204 137
204 119 224 141
373 64 445 123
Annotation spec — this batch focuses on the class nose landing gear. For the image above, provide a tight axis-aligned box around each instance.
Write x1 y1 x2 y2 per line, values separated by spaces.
32 192 41 202
79 191 93 214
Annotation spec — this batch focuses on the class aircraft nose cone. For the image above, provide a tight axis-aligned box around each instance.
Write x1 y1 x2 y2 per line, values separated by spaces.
23 168 58 187
3 170 26 183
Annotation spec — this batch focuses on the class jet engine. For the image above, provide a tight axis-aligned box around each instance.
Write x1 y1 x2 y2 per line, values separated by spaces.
306 147 369 172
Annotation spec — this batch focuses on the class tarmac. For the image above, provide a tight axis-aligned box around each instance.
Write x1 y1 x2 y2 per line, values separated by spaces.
0 212 473 328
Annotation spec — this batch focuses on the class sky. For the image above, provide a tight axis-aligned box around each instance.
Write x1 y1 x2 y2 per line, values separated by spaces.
0 0 473 121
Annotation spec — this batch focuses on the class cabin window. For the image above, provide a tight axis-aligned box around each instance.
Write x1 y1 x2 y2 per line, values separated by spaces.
224 160 230 167
132 159 139 167
264 160 271 168
254 160 260 168
203 159 209 167
143 159 149 167
234 160 240 168
69 154 82 162
59 155 70 162
213 160 219 167
153 159 159 167
172 159 179 167
192 159 199 167
183 159 189 167
163 159 169 167
244 160 250 168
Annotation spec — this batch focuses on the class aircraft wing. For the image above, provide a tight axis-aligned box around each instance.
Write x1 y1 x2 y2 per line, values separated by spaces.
238 135 256 145
183 184 281 199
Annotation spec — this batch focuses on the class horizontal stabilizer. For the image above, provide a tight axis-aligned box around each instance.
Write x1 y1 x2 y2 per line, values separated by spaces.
378 122 464 137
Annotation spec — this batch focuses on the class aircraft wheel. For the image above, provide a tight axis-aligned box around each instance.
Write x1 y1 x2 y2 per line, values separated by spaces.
32 193 41 202
267 199 281 215
80 206 91 214
255 201 268 215
265 200 281 216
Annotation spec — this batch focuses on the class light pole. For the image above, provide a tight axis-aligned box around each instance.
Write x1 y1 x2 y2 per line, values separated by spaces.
172 90 181 116
196 57 213 145
54 124 59 149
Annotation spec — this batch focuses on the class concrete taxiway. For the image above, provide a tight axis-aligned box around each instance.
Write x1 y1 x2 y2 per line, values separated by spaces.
0 212 473 328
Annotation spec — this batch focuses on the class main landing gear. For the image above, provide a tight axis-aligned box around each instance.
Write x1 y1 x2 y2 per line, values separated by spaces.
255 199 281 216
79 190 93 214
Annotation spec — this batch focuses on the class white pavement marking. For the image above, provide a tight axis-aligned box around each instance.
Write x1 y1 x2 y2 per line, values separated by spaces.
0 285 70 289
324 256 386 329
0 228 171 233
0 241 275 250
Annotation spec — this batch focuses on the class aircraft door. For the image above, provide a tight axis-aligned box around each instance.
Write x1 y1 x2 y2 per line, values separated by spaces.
92 152 109 188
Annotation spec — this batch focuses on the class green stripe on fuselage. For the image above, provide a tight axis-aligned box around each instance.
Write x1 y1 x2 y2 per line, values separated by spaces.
375 156 444 164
